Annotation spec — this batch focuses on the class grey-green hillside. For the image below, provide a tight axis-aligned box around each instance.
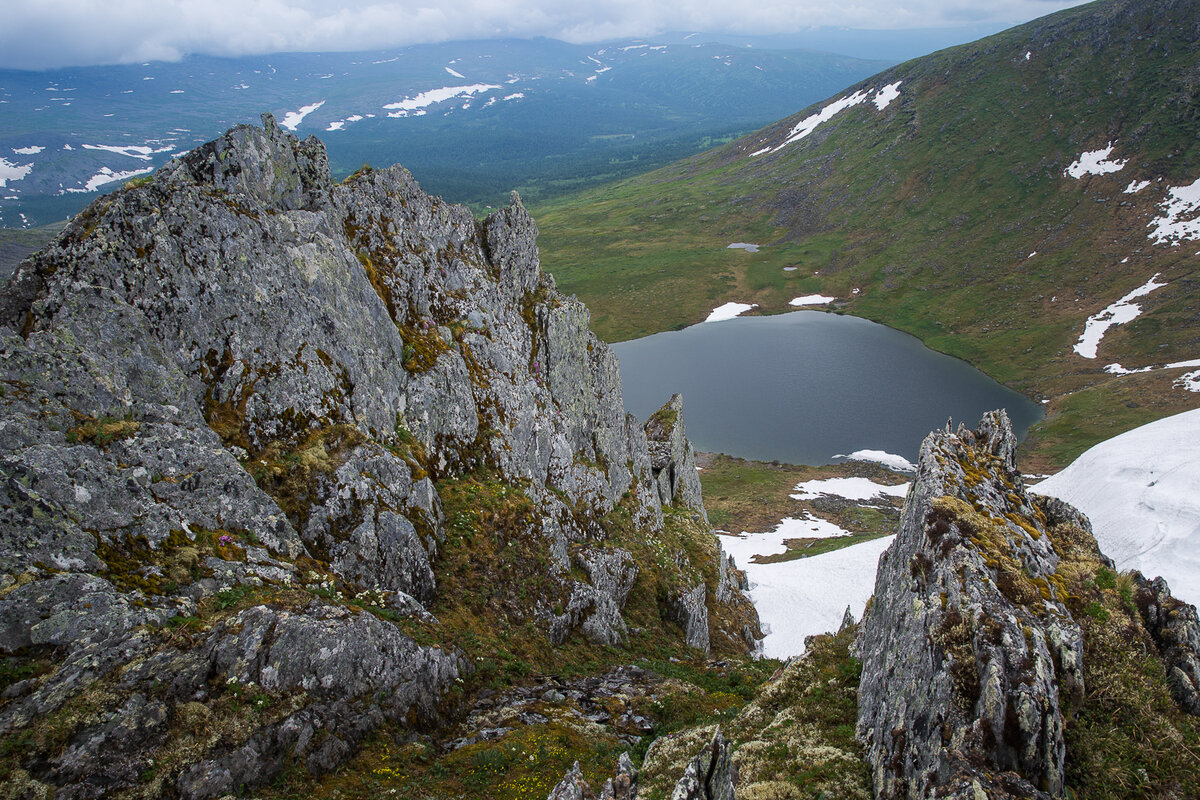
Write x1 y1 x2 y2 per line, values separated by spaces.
534 0 1200 471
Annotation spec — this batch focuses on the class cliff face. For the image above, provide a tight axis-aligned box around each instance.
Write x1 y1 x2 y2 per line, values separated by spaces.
856 412 1200 799
0 115 758 798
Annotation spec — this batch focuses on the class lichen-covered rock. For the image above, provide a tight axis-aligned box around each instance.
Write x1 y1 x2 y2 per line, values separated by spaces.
645 394 707 521
669 583 712 653
856 411 1083 800
0 115 756 796
1133 573 1200 715
546 752 639 800
669 729 737 800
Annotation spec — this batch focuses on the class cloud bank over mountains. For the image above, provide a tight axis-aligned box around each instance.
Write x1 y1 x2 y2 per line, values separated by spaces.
5 0 1090 70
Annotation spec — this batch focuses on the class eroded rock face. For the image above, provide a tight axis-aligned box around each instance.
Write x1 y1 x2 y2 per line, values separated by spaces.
1134 573 1200 715
645 394 707 522
0 116 754 797
856 412 1083 800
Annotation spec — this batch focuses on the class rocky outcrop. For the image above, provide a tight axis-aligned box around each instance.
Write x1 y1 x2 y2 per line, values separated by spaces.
645 394 707 521
547 754 639 800
856 412 1084 799
546 733 734 800
1133 573 1200 715
0 115 754 797
667 730 737 800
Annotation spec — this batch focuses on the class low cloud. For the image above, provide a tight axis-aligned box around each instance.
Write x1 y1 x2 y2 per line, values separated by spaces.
1 0 1090 70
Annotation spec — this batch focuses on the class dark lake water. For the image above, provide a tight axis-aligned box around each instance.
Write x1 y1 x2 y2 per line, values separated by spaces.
611 311 1042 465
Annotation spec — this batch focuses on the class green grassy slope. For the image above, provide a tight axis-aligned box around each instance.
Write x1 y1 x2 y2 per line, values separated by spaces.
533 0 1200 470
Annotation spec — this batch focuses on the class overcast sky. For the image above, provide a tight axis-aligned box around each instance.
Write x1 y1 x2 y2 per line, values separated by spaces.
3 0 1093 71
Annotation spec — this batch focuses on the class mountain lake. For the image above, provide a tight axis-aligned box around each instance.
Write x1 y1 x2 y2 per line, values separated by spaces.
612 310 1043 466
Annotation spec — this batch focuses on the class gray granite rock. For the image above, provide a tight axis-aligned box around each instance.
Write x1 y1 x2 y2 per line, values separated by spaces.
669 729 736 800
0 115 756 796
645 394 707 521
856 411 1081 800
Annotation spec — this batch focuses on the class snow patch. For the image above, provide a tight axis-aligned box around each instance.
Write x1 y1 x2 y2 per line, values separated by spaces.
325 114 364 132
1034 408 1200 607
1105 358 1200 379
790 477 910 503
12 146 44 155
721 532 894 658
62 166 154 193
82 143 173 161
704 302 756 322
280 100 325 131
789 294 836 307
445 66 465 78
835 449 917 472
1064 142 1127 179
1147 177 1200 245
752 83 901 157
873 81 902 110
1073 273 1167 359
0 158 33 187
1175 371 1200 392
726 242 759 252
765 89 871 153
383 84 499 117
1124 179 1151 194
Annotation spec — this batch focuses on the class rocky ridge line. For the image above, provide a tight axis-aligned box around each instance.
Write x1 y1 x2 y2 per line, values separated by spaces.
0 115 759 798
856 411 1200 799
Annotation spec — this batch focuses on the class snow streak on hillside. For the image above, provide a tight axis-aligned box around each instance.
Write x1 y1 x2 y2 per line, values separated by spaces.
1064 142 1127 178
750 81 902 157
383 84 500 117
1148 177 1200 244
1034 408 1200 607
1073 273 1166 359
280 100 325 131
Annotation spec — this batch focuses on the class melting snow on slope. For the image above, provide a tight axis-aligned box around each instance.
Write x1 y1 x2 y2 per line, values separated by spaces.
62 166 154 193
82 143 174 161
788 295 836 307
835 450 917 472
325 114 366 132
790 477 910 503
704 302 757 322
0 159 34 187
383 84 499 117
720 527 893 658
1175 371 1200 392
873 81 902 110
1147 177 1200 245
727 242 759 252
12 146 44 155
1034 408 1200 607
280 100 326 131
1124 179 1151 194
1073 273 1167 359
445 66 465 78
1064 142 1127 178
750 82 902 157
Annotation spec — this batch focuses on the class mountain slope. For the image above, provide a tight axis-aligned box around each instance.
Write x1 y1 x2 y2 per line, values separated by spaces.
533 0 1200 469
0 39 888 227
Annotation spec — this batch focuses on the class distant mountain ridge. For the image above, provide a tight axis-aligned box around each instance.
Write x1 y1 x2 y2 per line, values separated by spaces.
0 38 889 227
534 0 1200 469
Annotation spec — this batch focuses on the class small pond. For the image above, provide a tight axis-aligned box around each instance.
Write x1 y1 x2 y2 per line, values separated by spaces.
612 311 1042 465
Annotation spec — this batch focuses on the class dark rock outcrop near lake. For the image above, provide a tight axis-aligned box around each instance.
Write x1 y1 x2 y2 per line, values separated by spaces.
0 115 758 798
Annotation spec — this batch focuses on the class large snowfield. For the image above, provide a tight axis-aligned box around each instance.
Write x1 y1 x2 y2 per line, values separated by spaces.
718 475 907 658
1034 408 1200 607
